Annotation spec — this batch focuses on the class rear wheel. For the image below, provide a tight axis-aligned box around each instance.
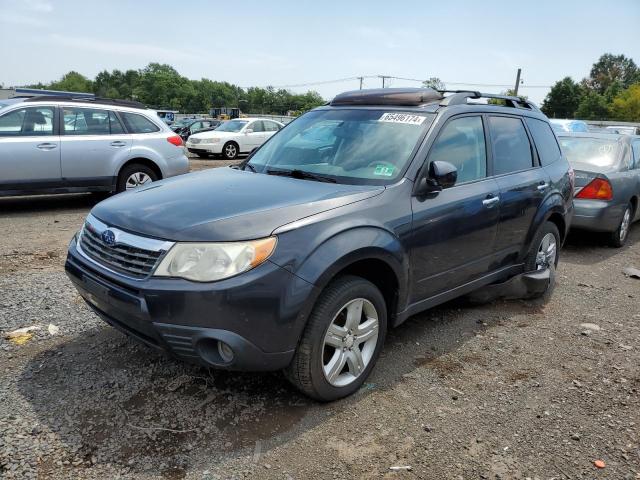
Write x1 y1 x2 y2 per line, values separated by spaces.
522 221 560 301
116 164 158 193
609 203 632 248
285 276 387 401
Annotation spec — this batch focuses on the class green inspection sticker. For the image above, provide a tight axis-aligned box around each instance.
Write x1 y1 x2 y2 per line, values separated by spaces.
373 164 395 176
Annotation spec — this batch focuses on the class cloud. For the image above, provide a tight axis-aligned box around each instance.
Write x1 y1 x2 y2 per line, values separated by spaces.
354 25 423 49
47 33 199 63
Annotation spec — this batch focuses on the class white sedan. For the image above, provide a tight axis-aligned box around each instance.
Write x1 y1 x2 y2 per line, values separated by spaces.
185 118 284 159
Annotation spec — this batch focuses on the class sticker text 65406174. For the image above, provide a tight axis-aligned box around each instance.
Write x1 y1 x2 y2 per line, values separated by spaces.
378 113 427 125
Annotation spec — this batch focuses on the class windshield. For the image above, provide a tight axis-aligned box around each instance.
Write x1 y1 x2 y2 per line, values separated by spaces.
559 137 620 168
247 109 434 184
216 120 248 132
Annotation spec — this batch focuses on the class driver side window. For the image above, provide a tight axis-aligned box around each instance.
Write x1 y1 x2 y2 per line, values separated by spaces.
427 116 487 184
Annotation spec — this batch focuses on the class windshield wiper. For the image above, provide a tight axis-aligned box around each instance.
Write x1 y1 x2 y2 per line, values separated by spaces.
267 169 337 183
243 162 256 173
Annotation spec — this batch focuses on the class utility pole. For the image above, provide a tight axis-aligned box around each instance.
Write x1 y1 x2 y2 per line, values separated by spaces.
513 68 522 96
358 76 364 90
379 75 390 88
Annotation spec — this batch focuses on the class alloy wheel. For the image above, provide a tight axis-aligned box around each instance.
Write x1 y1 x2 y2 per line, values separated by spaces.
322 298 379 387
619 208 631 242
535 232 557 270
125 172 152 190
225 144 237 158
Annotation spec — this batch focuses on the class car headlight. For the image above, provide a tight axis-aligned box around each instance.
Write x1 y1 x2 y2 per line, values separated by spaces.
201 138 220 144
154 237 277 282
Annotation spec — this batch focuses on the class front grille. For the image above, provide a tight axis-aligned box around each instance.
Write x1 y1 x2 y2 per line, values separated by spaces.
80 227 162 278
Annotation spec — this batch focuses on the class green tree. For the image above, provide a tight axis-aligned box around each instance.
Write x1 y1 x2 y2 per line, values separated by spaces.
587 53 640 94
541 77 583 118
574 91 609 120
609 83 640 121
48 71 93 93
422 77 445 90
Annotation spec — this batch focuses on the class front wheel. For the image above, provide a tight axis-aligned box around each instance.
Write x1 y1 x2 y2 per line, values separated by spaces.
285 276 387 401
609 203 633 248
222 141 239 160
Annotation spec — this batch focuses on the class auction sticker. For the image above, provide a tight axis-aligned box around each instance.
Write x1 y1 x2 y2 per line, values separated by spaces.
378 112 426 125
373 164 395 176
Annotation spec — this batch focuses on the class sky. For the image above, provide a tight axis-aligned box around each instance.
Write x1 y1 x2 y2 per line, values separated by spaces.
1 0 639 105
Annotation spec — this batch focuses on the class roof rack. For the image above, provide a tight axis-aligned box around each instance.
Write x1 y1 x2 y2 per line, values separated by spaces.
23 96 146 109
331 88 443 107
439 90 539 111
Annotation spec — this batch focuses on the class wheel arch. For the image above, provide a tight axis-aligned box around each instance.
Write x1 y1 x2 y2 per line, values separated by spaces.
522 193 569 259
117 157 163 185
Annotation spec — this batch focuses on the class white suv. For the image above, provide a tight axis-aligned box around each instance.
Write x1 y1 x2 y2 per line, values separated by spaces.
186 117 284 159
0 96 189 196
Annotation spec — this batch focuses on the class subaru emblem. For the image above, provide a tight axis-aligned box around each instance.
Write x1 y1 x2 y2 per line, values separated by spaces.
102 230 116 246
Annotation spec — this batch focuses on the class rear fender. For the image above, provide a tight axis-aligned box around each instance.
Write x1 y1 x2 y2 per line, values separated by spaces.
522 192 568 260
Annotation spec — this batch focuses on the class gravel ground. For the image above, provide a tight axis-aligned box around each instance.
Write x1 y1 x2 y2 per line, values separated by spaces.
1 157 639 479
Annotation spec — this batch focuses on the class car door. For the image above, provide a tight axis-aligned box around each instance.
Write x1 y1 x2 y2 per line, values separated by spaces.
0 104 61 189
410 114 500 301
487 115 551 267
246 120 268 149
60 107 132 187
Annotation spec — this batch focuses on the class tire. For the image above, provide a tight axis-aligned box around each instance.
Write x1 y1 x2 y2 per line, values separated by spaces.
609 203 633 248
524 222 560 272
196 153 209 159
222 141 239 160
285 275 387 402
522 221 560 300
116 163 158 193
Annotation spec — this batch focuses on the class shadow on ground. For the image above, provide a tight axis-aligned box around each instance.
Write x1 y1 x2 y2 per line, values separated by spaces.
18 292 541 478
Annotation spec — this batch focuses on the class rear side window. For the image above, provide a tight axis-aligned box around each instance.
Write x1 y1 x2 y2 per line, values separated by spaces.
0 106 54 136
428 116 487 183
489 116 533 175
63 107 123 135
264 121 281 132
120 112 160 133
525 118 562 166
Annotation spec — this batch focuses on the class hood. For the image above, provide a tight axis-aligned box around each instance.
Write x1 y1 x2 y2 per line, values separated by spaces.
91 167 383 241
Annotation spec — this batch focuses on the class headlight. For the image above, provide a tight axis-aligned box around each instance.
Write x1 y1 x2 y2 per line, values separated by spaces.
201 138 220 144
154 237 277 282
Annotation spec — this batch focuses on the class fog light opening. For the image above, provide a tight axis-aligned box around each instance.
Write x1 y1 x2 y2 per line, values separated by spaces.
217 341 234 363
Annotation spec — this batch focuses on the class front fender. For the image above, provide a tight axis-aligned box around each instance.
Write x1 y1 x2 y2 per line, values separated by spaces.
270 225 410 321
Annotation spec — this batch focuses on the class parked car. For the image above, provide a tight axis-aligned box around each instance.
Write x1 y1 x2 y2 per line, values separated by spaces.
0 96 189 196
173 118 223 142
557 132 640 246
66 88 573 401
549 119 589 133
605 125 640 135
185 118 283 159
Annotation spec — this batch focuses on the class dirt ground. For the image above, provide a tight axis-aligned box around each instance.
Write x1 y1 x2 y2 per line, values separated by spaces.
1 157 639 479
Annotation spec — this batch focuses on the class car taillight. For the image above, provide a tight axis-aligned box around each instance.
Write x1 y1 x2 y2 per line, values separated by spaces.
167 135 183 146
575 178 613 201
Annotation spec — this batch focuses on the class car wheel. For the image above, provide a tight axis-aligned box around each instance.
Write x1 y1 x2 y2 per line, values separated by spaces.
522 221 560 300
285 275 387 402
609 203 633 248
116 164 158 193
222 142 239 160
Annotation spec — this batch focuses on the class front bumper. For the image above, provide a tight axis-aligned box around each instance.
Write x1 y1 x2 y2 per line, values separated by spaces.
186 142 223 154
571 199 624 232
65 238 317 371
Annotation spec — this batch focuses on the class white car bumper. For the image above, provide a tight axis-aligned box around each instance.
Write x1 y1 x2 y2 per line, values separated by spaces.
185 139 223 154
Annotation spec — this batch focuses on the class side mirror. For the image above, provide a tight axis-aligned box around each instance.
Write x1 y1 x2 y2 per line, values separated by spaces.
415 161 458 195
244 128 253 134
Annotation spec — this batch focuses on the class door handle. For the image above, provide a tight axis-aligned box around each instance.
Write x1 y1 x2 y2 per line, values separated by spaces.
36 142 57 150
537 182 549 192
482 195 500 207
110 141 127 147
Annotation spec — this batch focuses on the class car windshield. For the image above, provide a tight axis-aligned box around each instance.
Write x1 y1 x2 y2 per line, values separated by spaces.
216 120 248 132
559 137 620 168
247 109 435 184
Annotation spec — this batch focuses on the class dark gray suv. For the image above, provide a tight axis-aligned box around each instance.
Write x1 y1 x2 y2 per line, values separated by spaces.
66 88 574 401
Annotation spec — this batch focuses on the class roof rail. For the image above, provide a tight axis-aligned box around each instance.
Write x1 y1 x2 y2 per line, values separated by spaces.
23 96 146 109
439 91 540 111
